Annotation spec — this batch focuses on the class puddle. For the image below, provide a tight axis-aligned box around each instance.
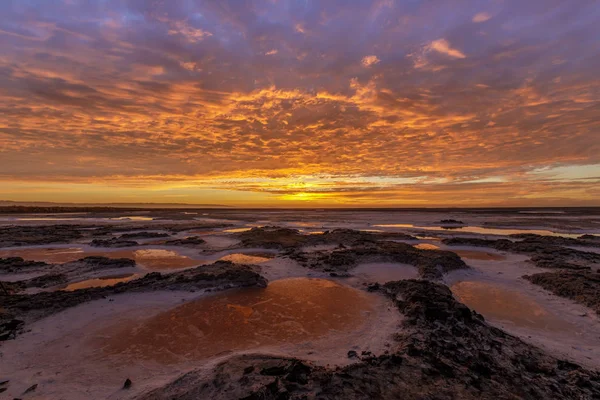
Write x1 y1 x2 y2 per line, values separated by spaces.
352 263 419 283
117 249 199 270
95 278 375 364
374 224 586 238
451 281 574 332
218 253 274 264
222 227 253 233
453 250 506 261
0 248 199 270
110 216 154 221
62 274 140 291
0 247 85 263
413 243 440 250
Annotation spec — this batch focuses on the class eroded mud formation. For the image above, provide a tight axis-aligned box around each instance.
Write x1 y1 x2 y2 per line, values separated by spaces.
0 261 266 339
524 271 600 314
138 280 600 400
289 241 467 280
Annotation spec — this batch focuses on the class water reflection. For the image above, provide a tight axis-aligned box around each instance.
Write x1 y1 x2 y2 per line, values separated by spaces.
0 248 199 270
218 253 273 264
374 224 587 238
413 243 440 250
0 247 84 263
63 274 139 291
451 281 574 332
97 278 374 364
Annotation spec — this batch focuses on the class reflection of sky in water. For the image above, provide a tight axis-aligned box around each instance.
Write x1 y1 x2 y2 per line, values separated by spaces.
218 253 272 264
375 224 592 238
96 278 373 364
63 274 139 291
451 281 575 332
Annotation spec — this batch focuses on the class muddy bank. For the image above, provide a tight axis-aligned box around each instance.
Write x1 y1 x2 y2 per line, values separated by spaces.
524 271 600 315
0 261 267 338
138 280 600 400
236 227 416 249
0 256 136 290
0 225 84 246
442 237 600 270
290 241 467 280
164 236 206 247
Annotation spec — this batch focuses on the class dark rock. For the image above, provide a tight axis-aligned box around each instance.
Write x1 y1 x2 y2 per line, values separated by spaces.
0 316 24 341
119 232 170 239
0 225 83 247
347 350 358 359
90 238 139 247
165 237 206 246
23 384 37 394
123 378 132 389
0 257 47 273
440 219 464 224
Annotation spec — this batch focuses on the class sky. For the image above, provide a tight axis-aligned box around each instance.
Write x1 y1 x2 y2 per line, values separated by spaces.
1 0 599 207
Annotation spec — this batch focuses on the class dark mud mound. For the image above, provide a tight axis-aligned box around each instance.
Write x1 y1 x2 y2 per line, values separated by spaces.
0 257 47 273
164 236 206 246
290 241 467 280
138 280 600 400
237 227 309 249
0 225 83 246
443 237 600 270
0 261 267 338
509 233 600 247
118 232 170 239
524 271 600 314
237 227 416 250
90 238 139 247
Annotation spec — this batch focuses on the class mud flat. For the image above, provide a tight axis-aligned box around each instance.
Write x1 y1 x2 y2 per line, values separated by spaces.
138 280 600 400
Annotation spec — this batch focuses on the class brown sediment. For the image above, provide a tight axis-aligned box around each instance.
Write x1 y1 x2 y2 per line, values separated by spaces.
451 281 573 331
138 280 600 400
96 278 374 364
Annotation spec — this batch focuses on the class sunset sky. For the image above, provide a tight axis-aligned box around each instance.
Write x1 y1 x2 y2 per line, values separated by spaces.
1 0 599 207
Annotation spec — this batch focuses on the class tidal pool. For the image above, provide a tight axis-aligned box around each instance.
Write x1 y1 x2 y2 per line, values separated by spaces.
451 281 574 332
452 250 506 261
62 274 139 291
96 278 375 364
0 247 85 263
413 243 440 250
352 262 419 283
218 253 274 264
374 224 587 238
0 247 199 270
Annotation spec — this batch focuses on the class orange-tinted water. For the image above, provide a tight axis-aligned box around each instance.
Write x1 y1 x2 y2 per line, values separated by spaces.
451 281 574 332
96 278 374 364
0 248 199 270
218 253 273 264
413 243 440 250
63 274 139 291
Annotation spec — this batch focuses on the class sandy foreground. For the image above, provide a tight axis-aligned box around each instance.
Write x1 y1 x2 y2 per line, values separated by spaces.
1 209 600 399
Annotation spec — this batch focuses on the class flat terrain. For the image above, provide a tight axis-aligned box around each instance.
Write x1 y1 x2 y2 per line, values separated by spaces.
1 208 600 399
